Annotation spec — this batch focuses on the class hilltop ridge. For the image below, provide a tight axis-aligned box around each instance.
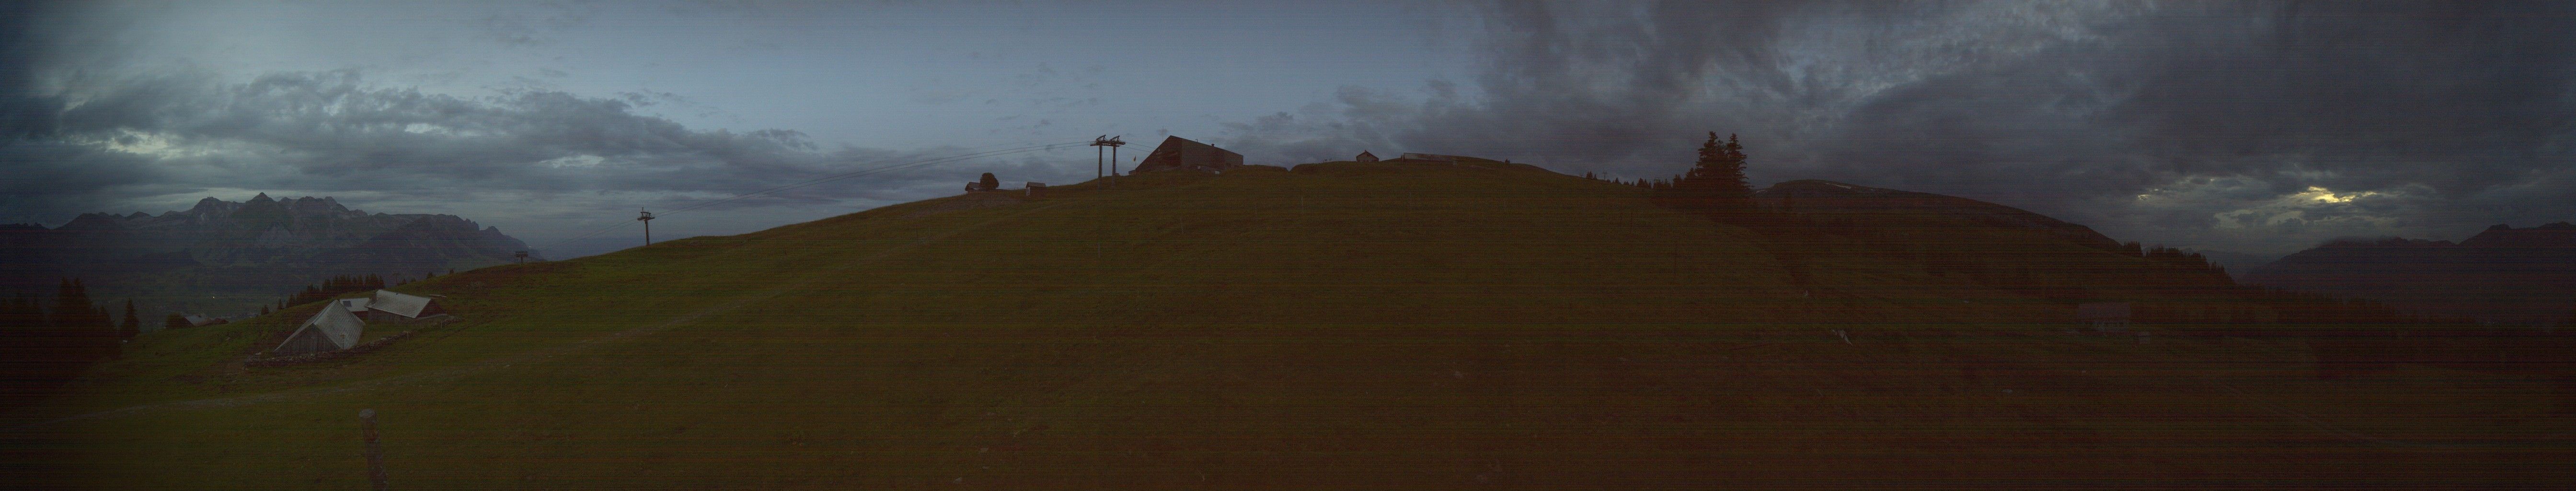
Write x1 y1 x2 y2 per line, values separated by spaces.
14 161 2568 489
1756 179 2122 251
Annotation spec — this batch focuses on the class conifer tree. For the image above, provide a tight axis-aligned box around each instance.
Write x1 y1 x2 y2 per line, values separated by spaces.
979 173 1000 191
1668 132 1755 212
53 279 113 360
118 299 138 339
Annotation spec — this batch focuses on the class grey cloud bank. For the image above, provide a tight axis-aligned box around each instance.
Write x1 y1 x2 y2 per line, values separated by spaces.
1217 0 2576 256
3 0 2572 258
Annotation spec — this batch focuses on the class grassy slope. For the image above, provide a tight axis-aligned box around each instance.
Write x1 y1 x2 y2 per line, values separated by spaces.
9 161 2569 489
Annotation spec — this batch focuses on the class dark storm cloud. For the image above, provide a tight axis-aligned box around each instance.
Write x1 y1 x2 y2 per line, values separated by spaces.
1224 0 2576 253
0 65 1064 221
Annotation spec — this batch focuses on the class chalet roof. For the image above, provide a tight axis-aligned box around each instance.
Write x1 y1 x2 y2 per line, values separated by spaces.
279 304 365 352
183 314 219 327
1355 151 1378 162
341 298 371 313
369 290 437 319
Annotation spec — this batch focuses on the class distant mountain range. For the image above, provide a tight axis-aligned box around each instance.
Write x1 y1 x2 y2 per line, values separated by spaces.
2242 222 2576 326
0 193 536 327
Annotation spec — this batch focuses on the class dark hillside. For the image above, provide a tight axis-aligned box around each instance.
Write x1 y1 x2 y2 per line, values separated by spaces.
1759 179 2123 251
9 162 2568 489
1749 180 2244 323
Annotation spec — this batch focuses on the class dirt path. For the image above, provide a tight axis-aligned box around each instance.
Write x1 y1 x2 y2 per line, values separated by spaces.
6 203 1065 433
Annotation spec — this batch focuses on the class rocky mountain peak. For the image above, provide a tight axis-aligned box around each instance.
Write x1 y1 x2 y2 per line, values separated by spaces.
188 197 233 215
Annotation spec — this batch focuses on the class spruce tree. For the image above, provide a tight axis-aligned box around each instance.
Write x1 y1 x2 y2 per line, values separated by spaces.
979 173 1000 191
1673 132 1755 212
53 279 112 360
118 299 138 339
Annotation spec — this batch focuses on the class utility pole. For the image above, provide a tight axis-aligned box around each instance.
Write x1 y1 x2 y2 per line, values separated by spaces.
515 250 528 264
1094 135 1105 179
636 209 655 246
1091 135 1125 187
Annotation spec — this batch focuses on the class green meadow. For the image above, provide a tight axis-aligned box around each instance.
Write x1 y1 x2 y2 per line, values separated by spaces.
7 161 2567 489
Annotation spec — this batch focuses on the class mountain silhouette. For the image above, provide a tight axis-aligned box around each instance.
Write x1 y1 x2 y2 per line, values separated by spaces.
2244 222 2576 325
0 195 534 325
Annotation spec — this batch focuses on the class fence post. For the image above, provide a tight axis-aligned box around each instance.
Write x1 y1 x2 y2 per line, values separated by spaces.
361 409 388 491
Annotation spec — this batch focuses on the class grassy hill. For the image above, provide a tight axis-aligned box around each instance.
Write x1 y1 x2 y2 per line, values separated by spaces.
8 160 2569 489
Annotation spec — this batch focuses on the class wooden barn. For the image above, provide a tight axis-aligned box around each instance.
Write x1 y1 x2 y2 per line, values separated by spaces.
368 290 445 319
1355 151 1379 162
1131 136 1243 173
275 304 365 356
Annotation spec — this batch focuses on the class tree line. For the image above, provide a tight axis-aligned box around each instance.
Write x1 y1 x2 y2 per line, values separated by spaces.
0 279 127 403
286 274 387 307
1585 132 1759 213
2 271 412 405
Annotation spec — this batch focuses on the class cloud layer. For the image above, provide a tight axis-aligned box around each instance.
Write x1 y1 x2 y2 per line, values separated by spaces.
1219 0 2576 254
4 1 2571 258
1 66 1092 237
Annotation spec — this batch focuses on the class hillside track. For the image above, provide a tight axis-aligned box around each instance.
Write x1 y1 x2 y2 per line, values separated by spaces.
5 202 1070 433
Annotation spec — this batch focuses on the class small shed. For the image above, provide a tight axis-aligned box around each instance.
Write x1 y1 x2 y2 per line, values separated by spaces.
368 290 445 319
275 304 365 355
2076 302 2132 333
1355 151 1379 163
182 314 224 327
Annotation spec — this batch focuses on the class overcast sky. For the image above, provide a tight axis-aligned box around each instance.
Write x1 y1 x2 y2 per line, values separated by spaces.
4 0 2573 258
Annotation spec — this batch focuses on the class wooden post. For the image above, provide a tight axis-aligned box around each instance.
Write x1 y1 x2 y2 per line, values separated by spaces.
361 409 388 491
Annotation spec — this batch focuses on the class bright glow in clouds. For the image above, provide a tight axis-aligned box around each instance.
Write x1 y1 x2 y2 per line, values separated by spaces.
2211 186 2406 232
2299 186 2379 203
